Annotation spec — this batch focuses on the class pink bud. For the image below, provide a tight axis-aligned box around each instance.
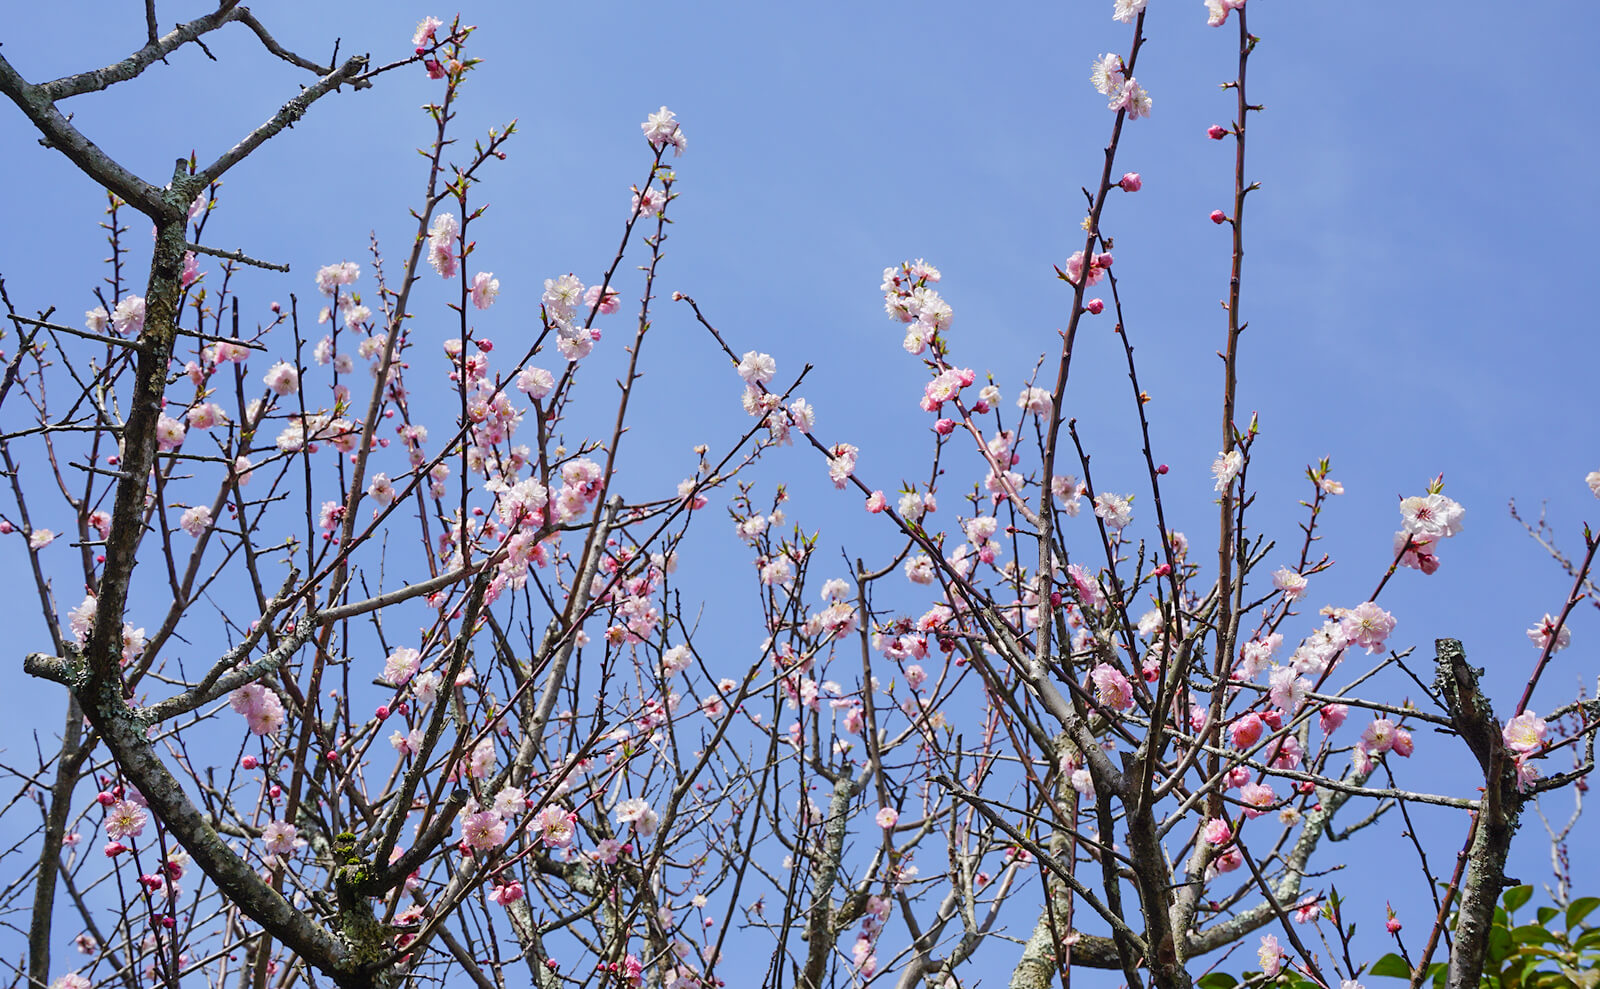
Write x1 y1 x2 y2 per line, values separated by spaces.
1093 252 1114 269
269 785 282 800
1386 917 1402 934
270 301 281 313
1207 124 1229 140
476 339 493 352
240 756 259 770
934 418 955 436
1152 564 1171 577
1157 464 1169 474
376 705 390 720
1210 210 1228 224
96 791 116 806
104 842 127 857
1118 172 1142 192
1085 298 1105 314
0 521 12 535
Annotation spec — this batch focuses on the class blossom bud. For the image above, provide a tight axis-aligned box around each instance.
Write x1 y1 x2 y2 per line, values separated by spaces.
934 418 955 436
240 756 258 770
1386 917 1402 934
1152 564 1171 577
1157 464 1169 474
1085 298 1105 314
375 705 391 720
1207 124 1229 140
270 301 281 313
104 842 128 857
0 521 12 535
1093 252 1114 269
1118 172 1142 192
269 785 282 800
1210 210 1228 224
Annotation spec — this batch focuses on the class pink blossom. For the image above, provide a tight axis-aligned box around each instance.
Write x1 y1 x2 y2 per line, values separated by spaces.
491 881 524 906
1399 493 1465 539
1092 492 1133 530
584 283 621 314
1240 782 1275 818
155 414 186 452
179 505 212 537
1319 703 1348 734
875 807 899 829
1268 666 1310 712
1341 602 1395 654
262 362 299 396
50 975 92 989
1112 0 1147 22
1202 817 1232 846
1257 934 1285 978
1229 713 1266 749
261 821 298 856
1061 250 1104 287
1089 663 1134 712
461 810 507 851
1273 567 1308 600
865 491 887 513
29 529 56 550
534 805 578 848
111 295 145 336
1527 613 1572 653
1360 718 1397 755
641 106 687 156
470 272 500 309
412 15 443 48
104 800 148 840
1503 711 1548 754
826 443 859 489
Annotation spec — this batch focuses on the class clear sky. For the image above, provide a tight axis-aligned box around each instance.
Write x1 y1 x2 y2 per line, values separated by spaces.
3 1 1597 983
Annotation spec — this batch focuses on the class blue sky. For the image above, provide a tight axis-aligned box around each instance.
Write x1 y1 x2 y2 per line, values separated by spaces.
4 0 1598 982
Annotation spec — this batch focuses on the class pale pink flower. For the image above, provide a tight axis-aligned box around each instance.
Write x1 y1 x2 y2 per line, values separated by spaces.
1090 53 1125 96
1089 663 1135 712
382 647 421 686
641 106 687 155
315 261 360 295
50 975 92 989
1111 78 1152 119
155 414 187 451
1112 0 1147 21
29 529 56 550
262 362 299 396
1503 712 1547 754
737 351 777 385
261 821 298 856
584 283 620 314
518 366 555 400
111 295 146 336
1017 387 1053 417
1061 250 1104 287
1070 767 1095 800
1399 493 1465 538
1268 666 1310 712
470 272 499 309
461 810 507 851
412 15 443 47
534 805 578 848
179 505 212 537
1587 471 1600 497
1361 718 1397 755
827 443 859 489
1258 934 1285 978
1526 614 1571 653
1240 782 1275 818
85 306 109 332
104 800 148 840
865 490 887 513
1341 602 1395 654
427 213 459 278
875 807 900 829
616 797 659 836
1092 492 1133 530
1211 450 1243 492
1273 567 1307 600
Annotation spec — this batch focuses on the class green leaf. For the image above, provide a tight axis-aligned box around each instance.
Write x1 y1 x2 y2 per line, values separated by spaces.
1567 897 1600 931
1504 884 1535 914
1196 975 1239 989
1368 953 1412 979
1512 924 1557 946
1538 906 1561 927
